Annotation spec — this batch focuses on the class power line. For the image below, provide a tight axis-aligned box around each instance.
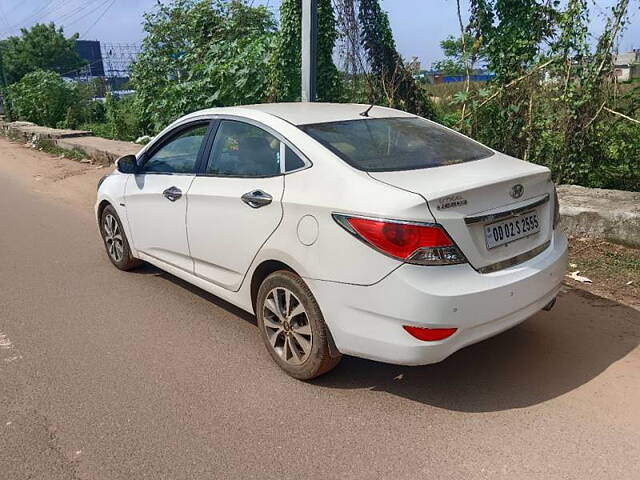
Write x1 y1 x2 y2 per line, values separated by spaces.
58 57 104 77
1 0 107 37
2 0 66 35
64 0 114 32
24 0 66 24
56 0 106 27
81 0 115 38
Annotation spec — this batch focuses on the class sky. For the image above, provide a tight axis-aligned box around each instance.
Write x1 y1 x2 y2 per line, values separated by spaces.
0 0 638 67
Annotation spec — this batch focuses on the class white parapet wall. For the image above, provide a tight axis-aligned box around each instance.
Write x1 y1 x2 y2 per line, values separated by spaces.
0 120 139 166
558 185 640 248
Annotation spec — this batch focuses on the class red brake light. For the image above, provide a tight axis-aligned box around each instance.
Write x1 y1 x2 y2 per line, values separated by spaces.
333 214 467 266
346 217 452 258
403 326 458 341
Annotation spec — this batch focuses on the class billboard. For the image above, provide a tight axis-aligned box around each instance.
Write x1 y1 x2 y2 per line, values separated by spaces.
73 40 106 77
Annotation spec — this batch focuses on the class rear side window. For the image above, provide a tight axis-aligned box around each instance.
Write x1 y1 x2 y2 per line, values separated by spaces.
301 117 493 172
206 120 280 177
285 145 305 171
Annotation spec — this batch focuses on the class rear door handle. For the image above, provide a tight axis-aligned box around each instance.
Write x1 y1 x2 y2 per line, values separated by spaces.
163 186 182 202
241 190 273 208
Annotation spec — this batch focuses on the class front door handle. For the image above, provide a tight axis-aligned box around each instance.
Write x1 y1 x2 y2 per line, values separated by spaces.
241 190 273 208
163 186 182 202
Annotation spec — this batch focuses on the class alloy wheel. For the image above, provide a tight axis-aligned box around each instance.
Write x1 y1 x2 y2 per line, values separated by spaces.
103 213 124 263
263 287 313 366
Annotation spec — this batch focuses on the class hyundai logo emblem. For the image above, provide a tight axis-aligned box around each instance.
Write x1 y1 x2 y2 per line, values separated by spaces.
510 184 524 199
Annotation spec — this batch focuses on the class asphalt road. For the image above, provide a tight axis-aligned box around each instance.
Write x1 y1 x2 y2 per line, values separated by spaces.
1 137 639 479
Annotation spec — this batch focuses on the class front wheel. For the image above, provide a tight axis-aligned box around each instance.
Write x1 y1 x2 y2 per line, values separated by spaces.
256 271 341 380
100 205 142 271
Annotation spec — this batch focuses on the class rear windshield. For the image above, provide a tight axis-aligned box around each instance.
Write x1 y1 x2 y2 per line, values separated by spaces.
300 117 493 172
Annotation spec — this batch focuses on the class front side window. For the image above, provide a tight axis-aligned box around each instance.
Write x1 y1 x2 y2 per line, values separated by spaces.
206 121 281 177
141 124 208 174
301 117 493 172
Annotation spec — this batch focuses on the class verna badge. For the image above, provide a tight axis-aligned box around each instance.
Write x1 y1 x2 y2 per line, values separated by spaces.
437 195 467 210
510 184 524 199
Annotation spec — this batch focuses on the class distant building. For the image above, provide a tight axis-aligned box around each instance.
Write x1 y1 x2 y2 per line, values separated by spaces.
63 40 140 93
614 50 640 82
431 73 495 84
422 70 496 84
71 40 106 78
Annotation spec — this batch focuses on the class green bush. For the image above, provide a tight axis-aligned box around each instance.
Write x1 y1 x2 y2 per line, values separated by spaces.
131 0 277 133
102 94 143 141
61 80 106 129
8 71 109 130
8 70 73 127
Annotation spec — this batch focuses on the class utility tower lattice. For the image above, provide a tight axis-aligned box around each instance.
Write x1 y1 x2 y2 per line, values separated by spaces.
100 43 142 78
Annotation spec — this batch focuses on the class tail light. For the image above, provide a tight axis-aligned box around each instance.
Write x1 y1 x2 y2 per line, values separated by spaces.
403 326 458 341
333 214 466 266
553 186 560 229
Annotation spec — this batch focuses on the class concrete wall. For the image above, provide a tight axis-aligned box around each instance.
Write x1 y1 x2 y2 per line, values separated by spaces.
615 66 631 82
0 120 139 166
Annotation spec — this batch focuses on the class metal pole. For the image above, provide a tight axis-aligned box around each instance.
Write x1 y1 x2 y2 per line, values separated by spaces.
301 0 317 102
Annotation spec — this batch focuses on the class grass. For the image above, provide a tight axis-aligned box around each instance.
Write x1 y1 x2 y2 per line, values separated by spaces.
80 122 120 141
573 245 640 278
568 238 639 305
32 138 87 162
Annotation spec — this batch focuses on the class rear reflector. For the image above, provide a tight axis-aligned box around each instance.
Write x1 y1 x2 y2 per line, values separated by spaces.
553 185 560 229
403 326 458 341
333 214 466 265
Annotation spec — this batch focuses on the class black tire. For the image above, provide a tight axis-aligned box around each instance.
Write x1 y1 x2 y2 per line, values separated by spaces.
256 270 341 380
99 205 142 271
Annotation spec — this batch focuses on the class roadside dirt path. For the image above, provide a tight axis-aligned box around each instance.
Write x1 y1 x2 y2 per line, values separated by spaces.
0 138 110 214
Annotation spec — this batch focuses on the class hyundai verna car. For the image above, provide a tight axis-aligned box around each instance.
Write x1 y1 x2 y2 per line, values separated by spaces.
96 103 568 379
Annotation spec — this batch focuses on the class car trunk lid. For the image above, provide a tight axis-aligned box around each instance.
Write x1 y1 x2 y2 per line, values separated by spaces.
368 153 554 272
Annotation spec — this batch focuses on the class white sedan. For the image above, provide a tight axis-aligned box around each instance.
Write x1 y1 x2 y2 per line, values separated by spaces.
96 103 568 379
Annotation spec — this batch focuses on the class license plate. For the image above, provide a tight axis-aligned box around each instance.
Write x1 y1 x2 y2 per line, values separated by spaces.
485 210 540 249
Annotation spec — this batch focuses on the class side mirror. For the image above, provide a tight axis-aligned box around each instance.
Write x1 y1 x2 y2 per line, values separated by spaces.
115 154 138 174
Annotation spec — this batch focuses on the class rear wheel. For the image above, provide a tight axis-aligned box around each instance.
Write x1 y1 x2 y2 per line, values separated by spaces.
100 205 142 271
256 271 341 380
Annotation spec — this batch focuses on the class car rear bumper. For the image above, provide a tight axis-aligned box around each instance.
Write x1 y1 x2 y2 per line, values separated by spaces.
307 232 568 365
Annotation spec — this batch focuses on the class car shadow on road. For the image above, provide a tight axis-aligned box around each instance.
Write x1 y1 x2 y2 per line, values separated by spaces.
130 263 639 413
130 263 257 326
313 288 640 412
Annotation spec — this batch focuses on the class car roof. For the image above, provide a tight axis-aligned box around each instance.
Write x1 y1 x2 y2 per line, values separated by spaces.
190 103 417 126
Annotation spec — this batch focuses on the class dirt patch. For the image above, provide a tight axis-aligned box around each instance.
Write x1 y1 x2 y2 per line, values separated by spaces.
0 136 110 215
567 237 640 309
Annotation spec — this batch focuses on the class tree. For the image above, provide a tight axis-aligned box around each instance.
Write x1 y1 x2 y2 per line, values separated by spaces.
269 0 342 102
432 34 486 74
455 0 559 154
358 0 435 118
8 70 74 127
0 23 84 84
473 0 557 83
449 0 639 190
131 0 276 133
